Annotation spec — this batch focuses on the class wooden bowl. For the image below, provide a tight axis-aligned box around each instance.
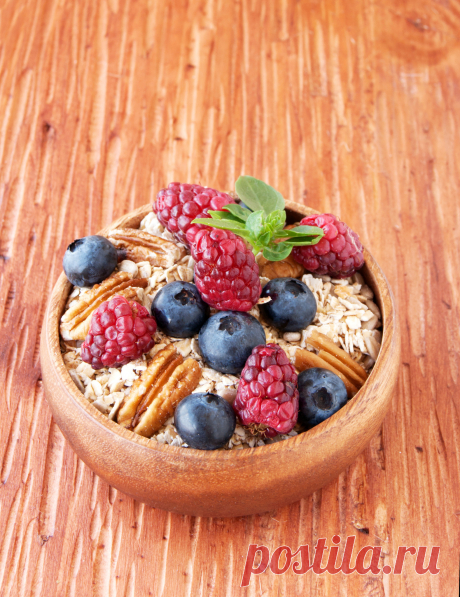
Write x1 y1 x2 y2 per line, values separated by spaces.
40 201 400 518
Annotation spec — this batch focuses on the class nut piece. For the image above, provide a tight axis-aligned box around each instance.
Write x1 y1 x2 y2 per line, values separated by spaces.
117 344 183 428
295 327 371 399
60 271 148 340
307 330 368 382
317 350 366 388
108 228 186 268
133 358 201 437
258 253 305 280
295 348 358 398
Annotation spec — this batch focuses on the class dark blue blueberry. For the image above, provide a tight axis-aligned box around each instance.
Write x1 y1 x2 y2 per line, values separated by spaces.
260 277 317 332
63 235 118 287
298 368 348 428
174 392 236 450
198 311 266 374
152 281 209 338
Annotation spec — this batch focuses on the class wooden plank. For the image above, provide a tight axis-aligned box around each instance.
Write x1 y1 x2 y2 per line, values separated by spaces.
0 0 459 594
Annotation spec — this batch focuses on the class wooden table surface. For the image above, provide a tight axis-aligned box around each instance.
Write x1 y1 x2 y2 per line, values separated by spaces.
1 0 459 595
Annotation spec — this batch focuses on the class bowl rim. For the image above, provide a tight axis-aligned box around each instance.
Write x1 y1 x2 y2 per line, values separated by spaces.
46 200 397 462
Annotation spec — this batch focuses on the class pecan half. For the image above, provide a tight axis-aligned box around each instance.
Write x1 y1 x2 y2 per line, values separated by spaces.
60 271 148 340
295 329 369 399
317 350 366 388
108 228 186 268
294 348 359 398
307 330 368 382
258 253 304 280
120 351 201 438
117 344 183 428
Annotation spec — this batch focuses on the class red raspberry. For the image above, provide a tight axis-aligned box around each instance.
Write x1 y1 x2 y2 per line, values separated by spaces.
153 182 236 245
292 214 364 278
191 228 261 312
233 344 299 437
81 296 157 370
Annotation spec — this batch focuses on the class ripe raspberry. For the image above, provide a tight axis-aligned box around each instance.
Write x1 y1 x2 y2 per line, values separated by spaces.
233 344 299 436
191 228 261 312
81 296 157 370
292 214 364 278
153 183 236 245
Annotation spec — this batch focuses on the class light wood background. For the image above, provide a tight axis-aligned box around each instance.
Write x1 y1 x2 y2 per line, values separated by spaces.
0 0 459 595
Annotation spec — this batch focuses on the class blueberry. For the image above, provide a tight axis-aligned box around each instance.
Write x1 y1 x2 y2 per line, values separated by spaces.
174 392 236 450
152 281 209 338
298 368 348 428
198 311 266 374
260 277 317 332
63 235 118 287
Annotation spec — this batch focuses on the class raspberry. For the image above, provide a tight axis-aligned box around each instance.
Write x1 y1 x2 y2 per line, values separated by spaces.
153 182 236 245
81 296 157 370
292 214 364 278
191 228 261 312
233 344 299 436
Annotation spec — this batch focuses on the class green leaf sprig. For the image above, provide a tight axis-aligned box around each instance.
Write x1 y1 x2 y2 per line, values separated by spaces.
192 175 324 261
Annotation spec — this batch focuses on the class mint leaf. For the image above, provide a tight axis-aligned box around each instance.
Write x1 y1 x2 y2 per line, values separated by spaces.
288 225 323 236
191 218 251 237
235 176 285 216
262 243 293 261
221 203 250 221
206 210 225 220
258 231 271 246
267 209 286 230
207 210 247 224
245 210 265 238
274 226 323 240
282 236 323 246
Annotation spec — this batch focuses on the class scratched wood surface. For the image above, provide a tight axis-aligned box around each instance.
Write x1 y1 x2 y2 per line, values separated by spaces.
0 0 459 595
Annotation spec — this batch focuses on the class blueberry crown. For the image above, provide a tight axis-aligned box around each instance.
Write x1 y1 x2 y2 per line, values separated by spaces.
192 175 324 261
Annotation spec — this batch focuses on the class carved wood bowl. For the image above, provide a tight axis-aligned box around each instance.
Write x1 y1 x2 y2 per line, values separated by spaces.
40 201 400 518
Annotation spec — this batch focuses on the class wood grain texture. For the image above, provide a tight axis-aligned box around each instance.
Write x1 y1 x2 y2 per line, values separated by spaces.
0 0 459 594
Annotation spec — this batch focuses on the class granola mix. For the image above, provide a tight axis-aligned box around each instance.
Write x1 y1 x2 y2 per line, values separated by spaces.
61 212 382 450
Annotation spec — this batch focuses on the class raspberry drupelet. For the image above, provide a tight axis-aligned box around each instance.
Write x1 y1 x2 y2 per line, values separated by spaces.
191 228 261 312
81 296 157 370
233 344 299 437
153 183 236 246
292 213 364 278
